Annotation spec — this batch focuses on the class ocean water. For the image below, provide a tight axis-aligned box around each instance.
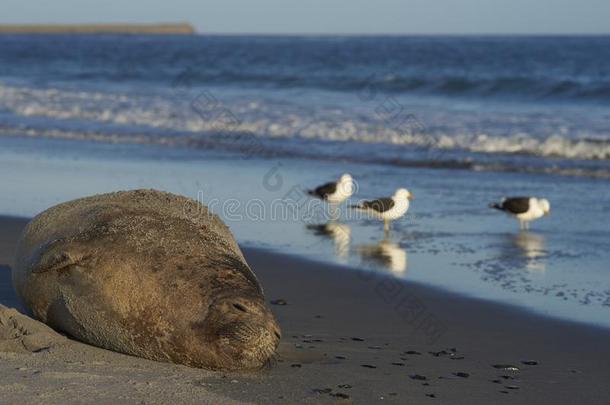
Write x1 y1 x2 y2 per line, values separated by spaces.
0 35 609 327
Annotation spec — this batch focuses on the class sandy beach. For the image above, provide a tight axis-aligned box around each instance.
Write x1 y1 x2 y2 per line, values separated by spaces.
1 215 608 404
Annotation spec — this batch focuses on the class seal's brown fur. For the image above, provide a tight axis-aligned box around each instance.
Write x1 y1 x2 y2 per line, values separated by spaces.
13 189 280 370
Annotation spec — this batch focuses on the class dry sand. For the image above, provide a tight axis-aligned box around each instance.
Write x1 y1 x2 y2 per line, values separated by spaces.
0 216 608 404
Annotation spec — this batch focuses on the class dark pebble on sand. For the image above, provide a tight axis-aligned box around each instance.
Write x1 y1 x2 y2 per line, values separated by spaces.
492 364 520 371
430 349 463 359
410 374 427 381
351 337 365 342
314 315 323 319
491 379 501 384
361 364 377 369
429 350 448 357
291 364 302 368
313 388 333 394
368 346 382 350
391 362 405 366
500 375 517 380
337 384 352 389
499 390 509 394
453 372 470 378
330 393 350 400
270 299 287 306
521 360 538 365
335 356 347 360
422 382 430 386
426 393 436 398
405 350 421 355
504 385 520 390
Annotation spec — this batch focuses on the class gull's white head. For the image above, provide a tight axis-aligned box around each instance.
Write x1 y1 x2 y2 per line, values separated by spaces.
538 198 551 215
339 173 353 183
395 188 414 201
338 174 354 195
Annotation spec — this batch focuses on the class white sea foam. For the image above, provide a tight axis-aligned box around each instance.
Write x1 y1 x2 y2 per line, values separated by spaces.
1 83 609 161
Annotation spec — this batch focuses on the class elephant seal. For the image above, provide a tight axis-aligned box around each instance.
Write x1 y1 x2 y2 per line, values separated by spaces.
13 189 281 370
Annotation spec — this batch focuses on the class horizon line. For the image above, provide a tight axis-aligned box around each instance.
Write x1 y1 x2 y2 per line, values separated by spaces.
0 23 608 36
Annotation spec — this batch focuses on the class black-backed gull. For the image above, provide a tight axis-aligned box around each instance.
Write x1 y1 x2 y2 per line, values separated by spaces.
307 173 354 204
490 196 550 230
352 188 414 232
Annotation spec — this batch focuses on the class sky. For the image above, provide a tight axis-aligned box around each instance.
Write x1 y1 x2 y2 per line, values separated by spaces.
1 0 609 35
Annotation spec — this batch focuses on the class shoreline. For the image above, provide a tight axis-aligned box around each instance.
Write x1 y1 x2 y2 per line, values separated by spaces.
244 244 610 334
1 215 609 403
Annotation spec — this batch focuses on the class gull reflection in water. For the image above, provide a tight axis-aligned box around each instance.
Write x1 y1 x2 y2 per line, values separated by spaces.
306 221 352 261
512 231 547 271
357 239 408 275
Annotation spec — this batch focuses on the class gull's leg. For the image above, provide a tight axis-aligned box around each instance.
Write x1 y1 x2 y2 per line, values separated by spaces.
329 204 338 221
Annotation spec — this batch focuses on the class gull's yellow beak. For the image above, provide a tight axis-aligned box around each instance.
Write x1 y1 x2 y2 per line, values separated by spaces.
408 194 415 201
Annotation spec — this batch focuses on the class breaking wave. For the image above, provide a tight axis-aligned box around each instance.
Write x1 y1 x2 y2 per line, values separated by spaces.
1 83 609 164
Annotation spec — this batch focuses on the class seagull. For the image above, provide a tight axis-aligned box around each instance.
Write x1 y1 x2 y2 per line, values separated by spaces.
351 188 414 233
489 196 550 230
307 173 354 204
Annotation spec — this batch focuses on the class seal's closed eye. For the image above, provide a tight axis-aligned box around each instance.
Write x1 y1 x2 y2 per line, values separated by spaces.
30 239 87 274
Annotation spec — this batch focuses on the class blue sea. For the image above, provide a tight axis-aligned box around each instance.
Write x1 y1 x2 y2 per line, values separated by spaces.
0 35 609 327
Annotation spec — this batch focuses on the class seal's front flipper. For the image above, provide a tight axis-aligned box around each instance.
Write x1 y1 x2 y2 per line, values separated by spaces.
30 239 88 274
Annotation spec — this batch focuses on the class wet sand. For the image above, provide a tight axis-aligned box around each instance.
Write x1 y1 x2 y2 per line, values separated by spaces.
1 216 609 404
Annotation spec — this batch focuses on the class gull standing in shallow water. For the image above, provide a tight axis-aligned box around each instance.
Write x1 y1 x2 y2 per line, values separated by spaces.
307 173 354 204
307 173 355 218
351 188 414 234
489 196 551 230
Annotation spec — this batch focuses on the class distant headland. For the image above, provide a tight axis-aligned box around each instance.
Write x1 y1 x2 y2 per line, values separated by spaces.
0 23 196 35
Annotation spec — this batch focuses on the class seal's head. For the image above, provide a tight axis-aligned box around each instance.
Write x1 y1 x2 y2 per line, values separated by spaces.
198 292 281 370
